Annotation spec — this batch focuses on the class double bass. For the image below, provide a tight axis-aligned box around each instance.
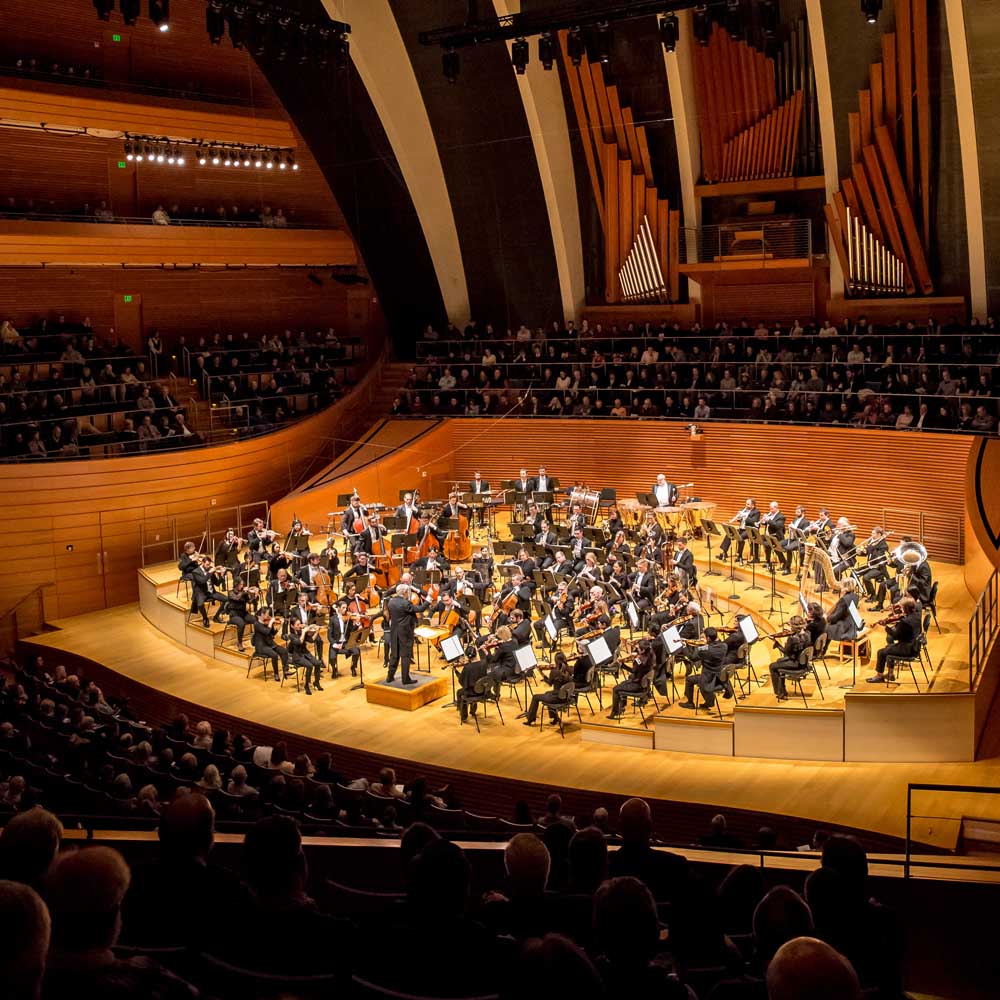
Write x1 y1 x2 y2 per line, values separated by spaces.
443 487 472 563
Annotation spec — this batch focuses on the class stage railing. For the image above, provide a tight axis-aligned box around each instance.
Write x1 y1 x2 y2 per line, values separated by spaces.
0 584 52 654
678 219 813 267
906 783 1000 878
969 568 1000 691
139 501 270 569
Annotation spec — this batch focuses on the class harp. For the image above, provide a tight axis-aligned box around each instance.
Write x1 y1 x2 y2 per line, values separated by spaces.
800 543 837 612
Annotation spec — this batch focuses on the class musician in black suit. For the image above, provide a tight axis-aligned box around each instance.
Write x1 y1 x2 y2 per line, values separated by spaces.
652 474 678 507
457 654 490 723
343 552 373 583
413 514 444 556
287 593 325 664
471 547 494 602
868 596 921 683
678 628 729 710
507 608 532 646
395 492 420 528
719 499 760 563
859 527 890 605
513 469 531 497
780 506 810 574
497 573 533 617
628 559 657 610
486 626 519 683
327 599 361 677
267 569 299 624
252 609 290 681
825 579 860 642
534 520 557 549
521 652 573 726
342 498 370 554
524 503 543 535
672 537 696 586
286 519 312 569
223 580 255 651
178 541 199 582
318 538 340 578
829 518 857 578
469 472 490 495
759 501 786 567
884 543 933 607
385 584 429 685
534 580 574 647
527 466 553 495
214 530 242 575
569 527 587 572
247 518 276 565
768 617 812 700
609 640 656 718
512 547 537 578
287 620 324 695
189 557 215 627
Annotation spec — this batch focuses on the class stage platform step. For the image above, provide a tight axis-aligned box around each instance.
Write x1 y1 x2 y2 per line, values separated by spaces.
366 674 450 711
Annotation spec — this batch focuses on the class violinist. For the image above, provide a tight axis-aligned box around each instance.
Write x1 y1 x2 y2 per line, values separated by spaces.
288 593 325 664
288 619 324 695
609 639 657 720
519 650 573 726
470 546 494 602
767 616 812 701
214 529 243 574
223 579 255 651
825 578 860 642
268 569 299 622
534 579 574 647
286 519 312 568
237 550 261 593
860 526 890 606
485 625 519 683
208 563 228 621
868 596 921 683
574 586 610 636
178 540 199 583
678 627 730 711
722 614 751 665
507 608 532 646
457 649 491 724
252 607 290 681
649 575 687 629
248 518 278 565
266 542 292 582
328 598 361 677
189 556 215 627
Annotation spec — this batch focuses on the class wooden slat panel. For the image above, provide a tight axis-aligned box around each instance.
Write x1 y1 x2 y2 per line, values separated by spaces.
874 124 933 294
871 63 885 129
577 52 609 162
604 142 620 302
912 0 931 248
897 0 915 198
882 34 898 143
657 199 670 296
605 83 630 155
692 37 717 182
849 112 862 166
786 91 804 176
619 157 634 264
861 142 916 293
842 178 862 220
558 31 604 229
832 190 851 245
859 89 873 148
590 62 616 144
645 186 659 246
668 208 680 302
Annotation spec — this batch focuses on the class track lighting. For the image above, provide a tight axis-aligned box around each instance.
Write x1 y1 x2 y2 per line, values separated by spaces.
693 5 712 46
511 36 529 74
594 22 612 65
93 0 114 20
120 0 141 26
726 0 744 41
861 0 882 24
538 33 555 70
149 0 169 32
206 1 225 44
567 27 584 66
659 14 678 53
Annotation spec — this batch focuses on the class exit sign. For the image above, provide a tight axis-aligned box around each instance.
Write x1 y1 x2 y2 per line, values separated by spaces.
112 34 121 42
123 295 133 303
117 161 126 169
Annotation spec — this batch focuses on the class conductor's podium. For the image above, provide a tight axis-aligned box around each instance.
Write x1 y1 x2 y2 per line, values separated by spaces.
366 673 450 711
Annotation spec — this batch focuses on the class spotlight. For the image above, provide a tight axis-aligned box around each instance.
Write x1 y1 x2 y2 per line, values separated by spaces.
567 27 584 66
223 150 232 166
93 0 114 20
120 0 141 25
250 10 269 56
266 154 274 169
659 14 679 53
335 32 350 69
511 37 529 75
693 5 712 45
726 0 744 41
198 148 207 165
312 26 331 67
538 32 555 70
155 144 165 163
166 148 176 164
244 153 252 167
861 0 882 24
289 153 298 171
211 148 221 165
594 22 612 64
149 0 170 32
443 47 460 83
760 0 779 36
255 152 263 168
124 140 134 161
206 1 225 45
275 15 292 61
226 3 246 49
176 150 185 166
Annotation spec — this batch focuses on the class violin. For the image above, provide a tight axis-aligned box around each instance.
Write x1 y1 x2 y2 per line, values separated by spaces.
349 593 371 628
872 605 904 628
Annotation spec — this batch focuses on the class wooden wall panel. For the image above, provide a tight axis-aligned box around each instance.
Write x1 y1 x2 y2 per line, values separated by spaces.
0 350 387 621
281 418 972 566
0 268 352 350
0 0 281 110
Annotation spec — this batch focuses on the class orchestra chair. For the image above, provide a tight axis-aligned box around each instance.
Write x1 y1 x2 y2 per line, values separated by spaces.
246 652 272 683
837 635 870 665
616 669 659 728
812 633 833 679
500 667 536 711
461 674 504 733
885 611 932 692
926 582 941 634
573 664 602 714
730 643 753 697
691 664 738 720
195 952 339 999
280 662 301 692
323 879 404 922
175 577 191 601
540 681 580 738
782 648 824 709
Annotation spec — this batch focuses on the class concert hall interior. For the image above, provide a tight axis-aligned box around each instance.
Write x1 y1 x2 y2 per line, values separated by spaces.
2 2 1000 998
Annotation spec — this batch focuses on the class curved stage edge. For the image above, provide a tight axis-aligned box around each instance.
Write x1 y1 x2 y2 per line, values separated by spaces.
20 568 1000 852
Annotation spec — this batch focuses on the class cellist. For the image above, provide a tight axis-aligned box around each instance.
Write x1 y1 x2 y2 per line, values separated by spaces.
426 591 462 652
395 491 421 530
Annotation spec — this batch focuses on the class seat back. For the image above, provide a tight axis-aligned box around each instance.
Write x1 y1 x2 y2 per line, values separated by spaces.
928 580 939 607
813 632 829 657
798 646 813 667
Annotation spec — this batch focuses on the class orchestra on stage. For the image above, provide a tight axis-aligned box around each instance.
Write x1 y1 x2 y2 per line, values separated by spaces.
176 468 939 725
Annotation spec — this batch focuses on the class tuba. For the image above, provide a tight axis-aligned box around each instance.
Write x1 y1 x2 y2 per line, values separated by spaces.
892 540 927 585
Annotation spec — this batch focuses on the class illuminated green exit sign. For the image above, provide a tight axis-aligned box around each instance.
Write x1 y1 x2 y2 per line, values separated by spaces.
117 161 126 169
123 295 133 303
113 34 122 42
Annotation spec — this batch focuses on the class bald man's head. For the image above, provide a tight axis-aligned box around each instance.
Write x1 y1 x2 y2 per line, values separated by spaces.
766 937 860 1000
618 798 652 845
158 791 215 860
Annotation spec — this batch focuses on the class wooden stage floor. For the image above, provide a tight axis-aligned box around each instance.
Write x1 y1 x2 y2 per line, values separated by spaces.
27 542 1000 846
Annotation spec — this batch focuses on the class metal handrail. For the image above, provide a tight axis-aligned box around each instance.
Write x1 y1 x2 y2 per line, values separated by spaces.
906 783 1000 878
969 569 1000 690
679 219 813 266
0 211 337 231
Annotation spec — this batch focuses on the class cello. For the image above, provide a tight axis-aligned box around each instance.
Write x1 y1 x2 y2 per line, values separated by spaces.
443 489 472 563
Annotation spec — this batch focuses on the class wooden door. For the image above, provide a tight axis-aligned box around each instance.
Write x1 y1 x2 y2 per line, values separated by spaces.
112 294 144 353
107 159 137 217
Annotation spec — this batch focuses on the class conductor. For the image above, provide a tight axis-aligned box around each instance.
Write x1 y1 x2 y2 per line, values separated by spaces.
385 583 429 686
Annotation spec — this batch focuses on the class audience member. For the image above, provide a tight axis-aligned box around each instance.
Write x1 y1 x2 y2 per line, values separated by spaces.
608 798 690 904
766 937 861 1000
0 880 50 1000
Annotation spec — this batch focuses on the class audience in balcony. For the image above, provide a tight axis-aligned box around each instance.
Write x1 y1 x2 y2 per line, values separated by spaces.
409 314 999 434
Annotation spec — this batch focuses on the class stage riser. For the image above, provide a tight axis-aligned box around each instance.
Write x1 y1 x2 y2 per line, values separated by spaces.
733 708 845 762
581 724 656 750
845 694 976 762
654 716 735 756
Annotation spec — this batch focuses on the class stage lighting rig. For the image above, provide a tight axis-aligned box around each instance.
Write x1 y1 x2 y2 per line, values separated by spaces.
538 32 556 70
511 36 529 74
861 0 882 24
121 0 141 26
94 0 114 20
206 1 226 44
725 0 744 41
693 5 712 45
149 0 170 32
659 13 679 53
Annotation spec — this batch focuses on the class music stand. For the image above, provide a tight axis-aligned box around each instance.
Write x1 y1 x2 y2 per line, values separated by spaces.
532 490 554 511
346 624 371 690
439 633 466 708
842 602 866 690
760 536 784 616
701 518 722 577
744 527 764 592
721 524 742 598
514 644 538 706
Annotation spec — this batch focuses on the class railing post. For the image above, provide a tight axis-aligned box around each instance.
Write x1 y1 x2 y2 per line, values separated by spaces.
904 785 912 879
